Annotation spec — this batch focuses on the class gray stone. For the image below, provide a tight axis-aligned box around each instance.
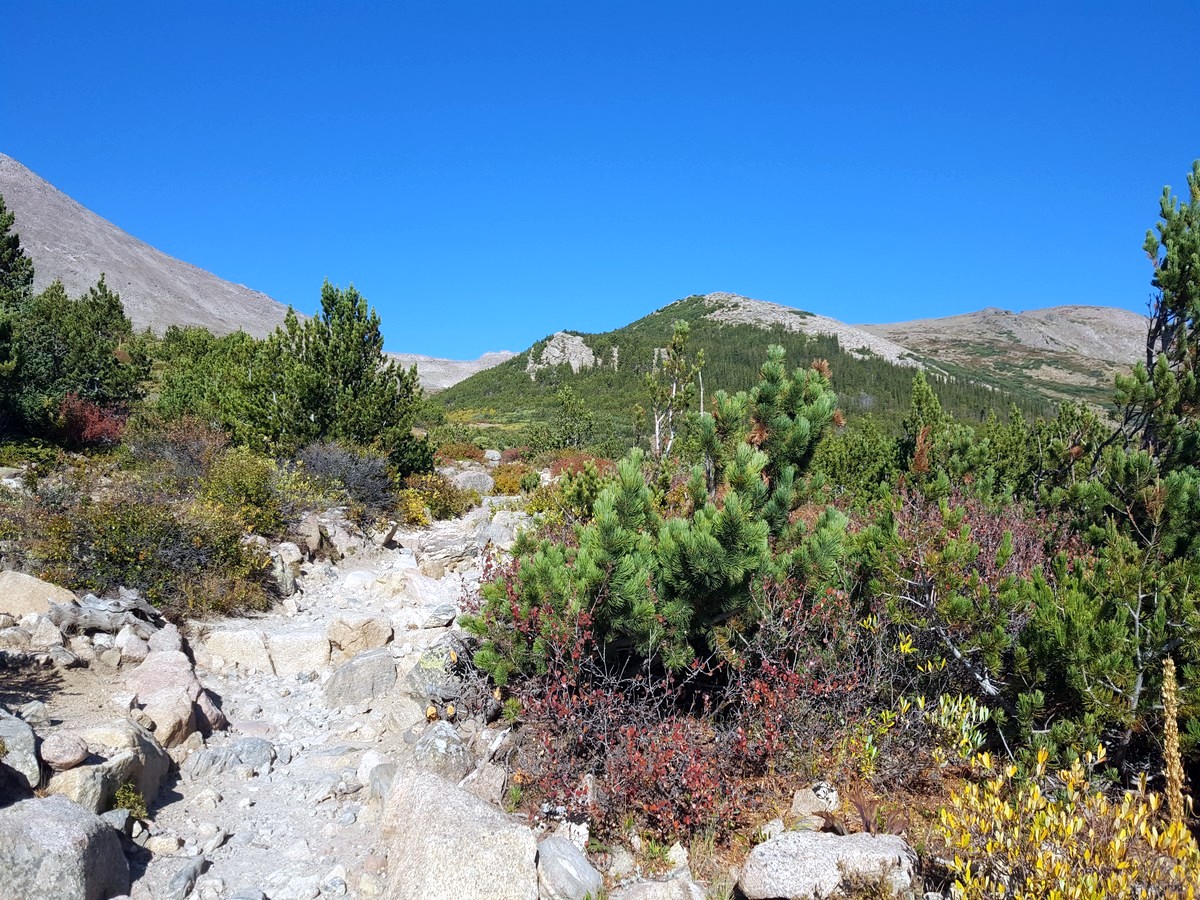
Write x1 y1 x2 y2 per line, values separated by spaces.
181 737 275 780
381 771 538 900
41 732 89 771
148 622 183 653
610 873 706 900
28 615 65 649
537 835 604 900
0 626 30 650
412 721 475 781
100 807 133 835
451 468 494 495
483 449 502 465
368 763 397 802
322 648 396 709
421 602 458 628
272 541 304 596
0 708 39 790
326 614 392 657
18 700 49 726
267 630 330 676
401 644 461 704
463 760 507 806
203 629 274 673
0 795 130 899
0 570 75 619
737 831 916 900
163 855 208 900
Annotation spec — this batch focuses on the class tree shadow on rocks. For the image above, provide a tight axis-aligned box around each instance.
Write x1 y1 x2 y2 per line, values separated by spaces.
0 653 64 708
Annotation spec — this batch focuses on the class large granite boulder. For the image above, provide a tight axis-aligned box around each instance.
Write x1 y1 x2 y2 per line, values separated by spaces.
0 708 40 791
537 835 604 900
412 721 474 781
0 794 130 899
322 648 397 709
125 650 226 747
0 571 75 619
737 831 916 899
381 771 538 900
45 718 170 814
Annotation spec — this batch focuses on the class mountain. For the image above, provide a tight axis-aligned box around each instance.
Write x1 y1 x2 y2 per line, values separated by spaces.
388 350 517 392
437 292 1085 442
860 305 1148 406
0 153 291 338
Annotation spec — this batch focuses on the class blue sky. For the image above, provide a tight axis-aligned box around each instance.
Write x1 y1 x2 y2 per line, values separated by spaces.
3 2 1199 358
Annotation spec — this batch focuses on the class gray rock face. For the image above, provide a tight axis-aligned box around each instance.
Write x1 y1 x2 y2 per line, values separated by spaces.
381 771 538 900
0 153 291 338
538 836 604 900
401 645 462 705
412 721 475 781
0 794 131 899
0 709 40 791
204 629 275 673
267 630 331 676
45 719 170 813
181 737 276 781
322 648 397 709
737 831 916 900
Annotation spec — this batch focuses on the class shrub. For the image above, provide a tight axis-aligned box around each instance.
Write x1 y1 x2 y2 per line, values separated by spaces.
403 472 478 520
123 414 229 485
548 452 616 478
396 489 431 527
435 441 485 464
201 446 283 534
297 441 395 515
34 493 272 618
56 393 126 448
937 745 1200 898
492 462 535 495
111 781 148 819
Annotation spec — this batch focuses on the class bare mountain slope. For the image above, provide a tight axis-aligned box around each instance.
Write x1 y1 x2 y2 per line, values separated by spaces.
0 153 291 337
388 350 516 392
861 305 1149 404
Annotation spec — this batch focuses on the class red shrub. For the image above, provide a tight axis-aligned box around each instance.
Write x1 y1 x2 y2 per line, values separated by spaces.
57 394 126 448
549 452 616 478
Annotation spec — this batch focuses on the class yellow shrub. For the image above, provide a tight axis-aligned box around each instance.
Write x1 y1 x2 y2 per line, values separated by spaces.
937 745 1200 899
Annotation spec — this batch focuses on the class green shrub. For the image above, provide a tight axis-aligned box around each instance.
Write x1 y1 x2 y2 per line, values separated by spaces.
201 446 283 534
435 440 485 464
492 462 534 495
34 494 272 618
403 473 478 520
111 781 148 819
122 413 229 486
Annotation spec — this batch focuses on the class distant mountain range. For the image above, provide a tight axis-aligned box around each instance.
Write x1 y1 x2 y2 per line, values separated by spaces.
0 154 1149 409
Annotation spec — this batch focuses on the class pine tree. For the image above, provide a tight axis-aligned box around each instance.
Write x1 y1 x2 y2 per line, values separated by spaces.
0 193 34 311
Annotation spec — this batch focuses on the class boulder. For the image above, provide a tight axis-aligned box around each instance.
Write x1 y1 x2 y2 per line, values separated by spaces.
0 795 130 899
381 771 538 900
474 510 530 550
203 629 275 673
28 615 65 649
148 622 183 653
0 626 31 650
450 468 494 495
412 721 474 781
737 831 916 900
538 835 604 900
181 737 275 781
126 650 226 747
41 732 89 772
0 571 75 619
483 449 502 466
45 718 170 813
272 541 304 597
267 630 331 676
322 648 396 709
401 644 462 705
610 873 706 900
0 708 40 790
326 614 393 658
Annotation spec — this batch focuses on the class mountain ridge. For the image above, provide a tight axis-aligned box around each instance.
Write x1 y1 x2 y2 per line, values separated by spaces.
0 153 292 338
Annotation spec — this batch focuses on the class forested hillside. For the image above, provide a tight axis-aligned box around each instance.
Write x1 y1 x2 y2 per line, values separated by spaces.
439 293 1054 445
